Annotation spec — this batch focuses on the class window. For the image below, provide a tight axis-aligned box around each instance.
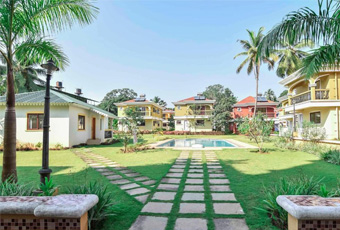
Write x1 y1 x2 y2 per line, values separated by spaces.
196 120 205 126
237 108 242 112
176 120 182 125
310 112 321 124
177 106 181 110
78 115 86 130
137 120 145 126
153 121 159 126
27 114 44 130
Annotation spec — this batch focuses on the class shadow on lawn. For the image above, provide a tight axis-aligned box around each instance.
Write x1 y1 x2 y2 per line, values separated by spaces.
219 157 340 230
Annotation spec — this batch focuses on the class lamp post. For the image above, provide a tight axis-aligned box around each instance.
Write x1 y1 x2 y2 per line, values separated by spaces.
39 59 59 185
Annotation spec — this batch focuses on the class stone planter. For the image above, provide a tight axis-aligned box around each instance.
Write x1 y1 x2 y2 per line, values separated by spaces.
277 195 340 230
0 194 98 230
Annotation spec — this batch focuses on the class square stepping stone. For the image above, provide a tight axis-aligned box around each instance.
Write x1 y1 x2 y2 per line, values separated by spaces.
142 180 157 185
141 202 173 213
130 216 168 230
120 183 140 190
190 166 203 169
101 171 115 176
175 218 207 230
184 185 204 192
211 193 236 201
209 174 227 178
172 165 185 169
135 194 149 204
157 184 179 191
161 178 181 184
209 179 230 184
166 173 183 178
186 179 203 184
187 174 203 178
213 203 244 215
207 166 222 169
120 169 134 174
110 179 130 185
208 169 224 173
152 192 176 201
96 168 110 172
210 185 231 192
188 169 203 173
179 203 206 214
134 176 149 182
182 193 204 201
126 187 150 196
170 169 184 173
106 174 122 180
126 173 140 177
214 218 248 230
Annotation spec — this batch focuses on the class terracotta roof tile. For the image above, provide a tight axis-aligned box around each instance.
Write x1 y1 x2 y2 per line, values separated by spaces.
179 96 212 102
235 96 274 105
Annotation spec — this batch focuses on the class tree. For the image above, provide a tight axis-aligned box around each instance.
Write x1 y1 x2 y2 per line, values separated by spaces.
279 90 288 98
151 96 167 107
274 38 314 78
260 0 340 79
234 27 275 117
0 0 98 182
203 84 237 131
168 115 175 130
122 107 144 144
264 89 277 102
100 88 137 115
116 131 132 153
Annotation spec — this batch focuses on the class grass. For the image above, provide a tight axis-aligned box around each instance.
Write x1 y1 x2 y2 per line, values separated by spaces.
1 134 340 229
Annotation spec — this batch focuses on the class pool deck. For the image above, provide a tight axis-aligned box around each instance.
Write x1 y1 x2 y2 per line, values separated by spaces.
150 138 258 150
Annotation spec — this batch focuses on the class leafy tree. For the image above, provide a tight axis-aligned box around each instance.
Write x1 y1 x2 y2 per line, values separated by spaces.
116 131 132 153
168 114 175 130
100 88 137 115
260 0 340 79
264 89 277 102
151 96 167 107
234 27 275 117
279 90 288 98
0 0 98 182
121 107 144 144
187 104 205 132
274 38 314 78
238 114 274 153
203 84 237 131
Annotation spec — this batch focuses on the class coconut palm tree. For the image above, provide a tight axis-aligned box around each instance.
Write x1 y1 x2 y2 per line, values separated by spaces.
261 0 340 79
264 89 277 102
275 38 314 78
151 96 167 107
0 0 98 182
234 27 275 117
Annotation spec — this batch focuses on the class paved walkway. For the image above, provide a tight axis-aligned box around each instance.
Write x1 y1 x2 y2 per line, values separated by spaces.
129 151 248 230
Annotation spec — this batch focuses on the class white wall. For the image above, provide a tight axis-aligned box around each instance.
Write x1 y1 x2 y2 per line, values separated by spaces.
68 105 106 146
0 105 70 147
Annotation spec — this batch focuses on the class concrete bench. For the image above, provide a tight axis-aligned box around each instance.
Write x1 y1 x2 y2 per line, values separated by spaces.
0 194 98 230
277 195 340 230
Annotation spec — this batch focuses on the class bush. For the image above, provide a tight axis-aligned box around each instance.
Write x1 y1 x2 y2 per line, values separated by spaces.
66 182 116 230
301 121 326 143
274 129 296 150
259 176 324 229
299 142 326 155
161 131 225 135
320 149 340 165
0 178 34 196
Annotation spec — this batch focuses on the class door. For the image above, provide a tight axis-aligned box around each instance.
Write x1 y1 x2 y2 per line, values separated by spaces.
92 117 96 139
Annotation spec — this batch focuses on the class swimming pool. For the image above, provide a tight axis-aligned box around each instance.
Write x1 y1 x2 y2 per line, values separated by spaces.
158 139 235 148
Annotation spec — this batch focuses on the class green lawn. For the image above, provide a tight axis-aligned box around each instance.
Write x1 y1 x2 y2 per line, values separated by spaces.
0 134 339 230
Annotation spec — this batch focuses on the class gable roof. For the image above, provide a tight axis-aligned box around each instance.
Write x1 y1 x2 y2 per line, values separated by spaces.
0 90 116 118
172 96 215 105
114 99 164 109
234 96 278 107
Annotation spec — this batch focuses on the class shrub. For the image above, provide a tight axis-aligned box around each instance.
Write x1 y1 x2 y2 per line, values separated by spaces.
320 149 340 165
0 178 34 196
35 142 42 148
39 177 59 196
274 129 296 150
299 142 327 155
300 121 326 143
66 182 116 230
259 176 323 229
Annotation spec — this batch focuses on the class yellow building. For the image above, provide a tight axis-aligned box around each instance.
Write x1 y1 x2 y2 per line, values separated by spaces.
115 94 163 131
278 69 340 140
172 93 215 132
162 109 175 130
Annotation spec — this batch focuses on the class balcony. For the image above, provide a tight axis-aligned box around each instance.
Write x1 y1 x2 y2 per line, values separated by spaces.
291 91 311 103
315 89 329 100
140 111 161 117
188 110 213 116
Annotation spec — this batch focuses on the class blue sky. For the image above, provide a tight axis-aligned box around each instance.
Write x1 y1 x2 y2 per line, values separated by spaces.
53 0 314 106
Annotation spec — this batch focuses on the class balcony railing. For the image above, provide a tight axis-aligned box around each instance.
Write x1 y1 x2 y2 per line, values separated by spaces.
315 89 329 100
140 111 161 117
292 91 311 104
188 110 213 116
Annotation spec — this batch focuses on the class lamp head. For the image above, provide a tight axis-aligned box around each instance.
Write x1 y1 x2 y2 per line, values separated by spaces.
41 59 59 75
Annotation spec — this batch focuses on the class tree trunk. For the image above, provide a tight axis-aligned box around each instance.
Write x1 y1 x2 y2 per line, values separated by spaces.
133 129 138 144
2 66 17 182
253 65 260 118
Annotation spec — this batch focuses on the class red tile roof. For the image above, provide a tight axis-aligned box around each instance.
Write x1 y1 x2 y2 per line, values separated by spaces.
179 96 212 102
235 96 274 105
122 99 150 103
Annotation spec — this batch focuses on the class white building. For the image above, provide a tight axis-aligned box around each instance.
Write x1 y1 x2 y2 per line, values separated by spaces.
0 90 116 147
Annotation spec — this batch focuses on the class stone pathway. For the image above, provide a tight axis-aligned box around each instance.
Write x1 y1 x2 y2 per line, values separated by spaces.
129 151 249 230
74 150 156 203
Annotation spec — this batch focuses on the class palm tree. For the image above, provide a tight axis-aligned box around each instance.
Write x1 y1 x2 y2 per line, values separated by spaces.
151 96 167 107
275 38 314 78
234 27 275 117
1 0 98 182
261 0 340 79
264 89 277 102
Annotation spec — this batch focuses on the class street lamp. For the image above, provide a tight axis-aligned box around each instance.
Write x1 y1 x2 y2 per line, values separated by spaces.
39 59 59 184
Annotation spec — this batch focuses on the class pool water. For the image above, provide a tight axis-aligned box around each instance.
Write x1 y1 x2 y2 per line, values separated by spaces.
158 139 235 148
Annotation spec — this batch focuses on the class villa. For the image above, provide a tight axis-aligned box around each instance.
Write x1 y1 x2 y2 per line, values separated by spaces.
162 109 175 130
278 69 340 140
115 94 164 131
230 95 279 133
172 93 215 132
0 90 117 147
